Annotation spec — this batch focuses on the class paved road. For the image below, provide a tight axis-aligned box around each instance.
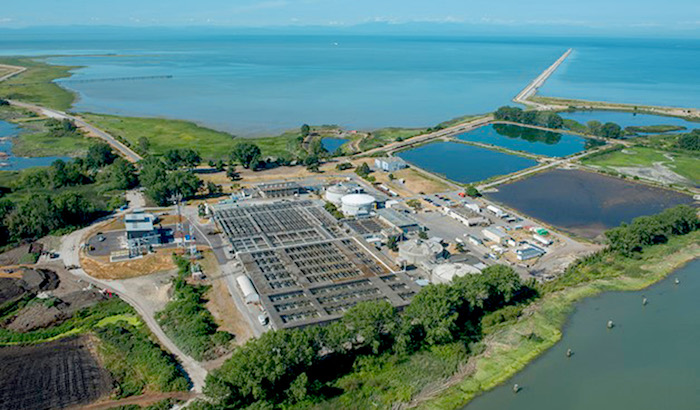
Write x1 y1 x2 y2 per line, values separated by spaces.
0 64 26 82
8 100 142 163
58 204 208 393
513 48 572 109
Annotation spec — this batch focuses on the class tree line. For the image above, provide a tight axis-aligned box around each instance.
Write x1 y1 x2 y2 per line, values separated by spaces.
198 265 535 409
605 205 698 256
494 106 624 139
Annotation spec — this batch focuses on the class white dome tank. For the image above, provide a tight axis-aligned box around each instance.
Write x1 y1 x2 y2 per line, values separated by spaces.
341 193 375 216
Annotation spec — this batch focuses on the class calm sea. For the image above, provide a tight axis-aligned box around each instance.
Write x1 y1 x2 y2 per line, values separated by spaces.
0 33 698 136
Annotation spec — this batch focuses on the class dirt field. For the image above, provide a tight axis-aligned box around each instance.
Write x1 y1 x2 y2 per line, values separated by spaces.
81 249 177 280
0 336 112 410
202 252 253 347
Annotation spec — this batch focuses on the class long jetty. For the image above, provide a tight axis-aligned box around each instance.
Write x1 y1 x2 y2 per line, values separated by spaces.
514 48 572 108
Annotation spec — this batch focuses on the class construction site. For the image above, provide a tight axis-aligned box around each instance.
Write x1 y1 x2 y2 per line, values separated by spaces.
211 200 419 329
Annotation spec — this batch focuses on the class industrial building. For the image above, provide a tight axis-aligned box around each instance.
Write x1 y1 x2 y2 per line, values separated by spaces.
211 199 419 329
443 205 490 227
374 157 407 172
482 226 511 245
516 245 546 261
340 193 376 216
257 182 303 198
377 208 421 233
124 211 161 245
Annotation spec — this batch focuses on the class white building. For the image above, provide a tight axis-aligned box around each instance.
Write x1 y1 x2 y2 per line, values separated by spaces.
516 245 546 261
482 227 510 245
374 157 407 172
341 193 376 216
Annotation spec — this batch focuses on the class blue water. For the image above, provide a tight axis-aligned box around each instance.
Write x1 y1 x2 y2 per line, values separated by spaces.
465 259 700 410
1 34 698 137
398 141 538 184
321 137 347 153
0 120 70 171
540 40 700 108
560 111 699 132
457 124 592 157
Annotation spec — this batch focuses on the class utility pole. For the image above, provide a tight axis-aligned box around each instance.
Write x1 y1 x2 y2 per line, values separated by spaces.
170 192 184 249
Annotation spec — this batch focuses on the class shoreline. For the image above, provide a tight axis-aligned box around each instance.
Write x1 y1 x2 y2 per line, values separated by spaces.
414 232 699 409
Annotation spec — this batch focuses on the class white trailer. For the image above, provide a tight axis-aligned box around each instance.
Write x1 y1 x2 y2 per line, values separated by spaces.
486 205 506 218
236 275 260 304
533 234 553 246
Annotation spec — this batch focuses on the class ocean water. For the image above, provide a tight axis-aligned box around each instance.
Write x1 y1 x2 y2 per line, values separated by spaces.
0 34 697 137
465 259 700 410
398 141 538 184
456 124 595 157
540 39 700 108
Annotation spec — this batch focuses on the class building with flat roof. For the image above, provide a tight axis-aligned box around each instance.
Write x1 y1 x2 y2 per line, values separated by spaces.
516 245 546 261
125 211 162 245
257 182 303 198
377 208 421 233
482 226 511 245
374 157 407 172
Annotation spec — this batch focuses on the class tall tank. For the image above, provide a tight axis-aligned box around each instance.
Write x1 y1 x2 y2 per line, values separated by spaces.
324 184 351 205
341 193 376 216
397 238 444 267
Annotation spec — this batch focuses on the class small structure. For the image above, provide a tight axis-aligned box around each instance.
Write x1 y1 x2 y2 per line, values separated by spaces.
341 193 376 216
257 182 302 198
466 234 483 246
236 275 260 304
397 238 445 267
431 263 481 284
482 227 510 245
533 234 553 246
486 205 507 218
125 211 160 245
374 157 407 172
516 245 546 261
377 208 421 233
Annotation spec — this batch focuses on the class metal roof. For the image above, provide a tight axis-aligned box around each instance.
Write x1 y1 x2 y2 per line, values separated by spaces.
377 208 419 228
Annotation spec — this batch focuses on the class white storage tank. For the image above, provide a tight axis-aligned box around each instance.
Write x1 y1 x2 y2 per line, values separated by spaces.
397 238 444 267
324 184 351 205
432 263 481 284
341 193 376 216
236 275 260 304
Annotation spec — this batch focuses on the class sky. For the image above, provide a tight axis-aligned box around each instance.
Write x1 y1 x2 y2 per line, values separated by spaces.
1 0 699 36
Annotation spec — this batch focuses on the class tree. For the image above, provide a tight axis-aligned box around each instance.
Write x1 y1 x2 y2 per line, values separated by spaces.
304 155 320 172
336 162 352 171
207 181 223 196
386 236 399 252
340 300 396 354
402 284 463 346
466 186 481 197
388 173 395 181
164 148 201 169
226 165 240 181
86 143 117 169
677 131 700 151
418 230 428 240
231 143 261 170
406 199 422 211
137 137 151 153
0 99 9 106
103 158 138 190
494 106 523 122
355 162 371 177
601 122 623 139
301 124 310 138
586 120 603 136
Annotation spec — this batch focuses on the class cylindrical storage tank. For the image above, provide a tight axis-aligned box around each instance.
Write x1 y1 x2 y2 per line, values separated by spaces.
341 193 375 216
324 184 350 205
236 275 260 304
432 263 481 284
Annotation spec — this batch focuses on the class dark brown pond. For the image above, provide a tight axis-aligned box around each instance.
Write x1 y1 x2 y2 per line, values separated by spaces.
487 169 695 239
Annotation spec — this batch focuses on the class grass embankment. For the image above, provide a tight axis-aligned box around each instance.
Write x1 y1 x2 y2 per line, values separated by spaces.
356 127 428 152
531 96 700 121
419 231 699 409
0 57 77 111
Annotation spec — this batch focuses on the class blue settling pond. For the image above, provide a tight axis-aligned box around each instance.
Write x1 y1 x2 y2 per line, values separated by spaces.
560 111 699 133
457 124 598 157
397 141 538 184
0 120 71 171
321 137 347 153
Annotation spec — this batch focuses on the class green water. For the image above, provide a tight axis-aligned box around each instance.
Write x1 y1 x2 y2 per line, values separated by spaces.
465 259 700 410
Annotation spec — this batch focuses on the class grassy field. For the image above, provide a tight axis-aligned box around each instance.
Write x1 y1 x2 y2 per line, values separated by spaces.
0 57 77 111
418 231 699 409
11 118 94 157
581 146 700 184
357 127 427 152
